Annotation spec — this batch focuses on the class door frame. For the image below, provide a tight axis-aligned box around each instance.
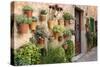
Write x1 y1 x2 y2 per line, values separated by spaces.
74 7 83 56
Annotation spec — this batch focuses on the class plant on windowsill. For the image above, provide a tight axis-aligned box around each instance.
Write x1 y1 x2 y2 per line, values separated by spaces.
16 15 32 34
63 12 74 26
39 9 47 21
22 5 33 18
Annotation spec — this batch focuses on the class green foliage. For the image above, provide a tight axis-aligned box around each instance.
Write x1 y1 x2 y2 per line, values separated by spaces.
16 15 32 24
32 16 37 22
93 32 97 46
40 9 47 15
43 46 66 64
86 32 93 46
63 12 73 20
63 29 72 36
34 26 48 40
53 25 64 34
14 42 41 66
22 5 33 11
64 39 74 62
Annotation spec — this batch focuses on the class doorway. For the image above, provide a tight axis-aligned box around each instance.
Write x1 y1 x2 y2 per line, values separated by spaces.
75 7 83 56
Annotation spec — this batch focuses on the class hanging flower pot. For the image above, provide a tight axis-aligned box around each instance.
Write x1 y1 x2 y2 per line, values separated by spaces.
62 44 68 50
58 35 63 42
37 37 45 45
18 24 29 34
58 19 64 26
39 9 47 21
63 12 74 26
16 15 32 34
22 5 33 18
48 19 54 29
63 29 72 40
30 16 37 31
52 25 64 40
53 32 59 39
64 20 70 26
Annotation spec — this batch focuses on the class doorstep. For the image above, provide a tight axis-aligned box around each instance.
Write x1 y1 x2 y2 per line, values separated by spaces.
71 53 84 62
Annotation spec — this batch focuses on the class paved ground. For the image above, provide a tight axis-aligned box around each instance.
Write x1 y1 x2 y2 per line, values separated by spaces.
76 47 97 62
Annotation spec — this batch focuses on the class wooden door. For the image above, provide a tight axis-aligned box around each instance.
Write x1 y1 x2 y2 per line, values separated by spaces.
75 8 81 55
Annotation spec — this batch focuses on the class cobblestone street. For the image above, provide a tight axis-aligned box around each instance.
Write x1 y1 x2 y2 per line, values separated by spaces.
76 47 97 62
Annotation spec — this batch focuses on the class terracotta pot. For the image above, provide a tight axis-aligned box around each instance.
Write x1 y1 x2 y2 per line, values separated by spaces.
58 36 63 42
48 19 54 29
37 37 45 45
23 10 33 18
39 15 46 21
62 44 68 50
18 24 29 34
53 32 59 39
58 19 64 26
63 34 68 40
30 21 37 31
64 20 70 26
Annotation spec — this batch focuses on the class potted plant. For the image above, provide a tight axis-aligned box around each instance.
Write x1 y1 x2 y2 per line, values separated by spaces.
63 12 73 26
70 29 75 35
30 16 37 32
52 25 64 40
34 26 47 46
58 35 63 42
65 39 74 62
58 18 64 26
22 5 33 18
62 41 68 50
16 15 32 34
63 29 72 40
39 9 47 21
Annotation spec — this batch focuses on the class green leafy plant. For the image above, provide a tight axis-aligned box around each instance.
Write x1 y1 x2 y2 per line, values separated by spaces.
63 29 72 37
86 32 93 49
34 26 48 40
32 16 37 22
64 39 74 62
14 42 41 66
93 32 97 46
63 12 73 20
43 46 66 64
22 5 33 11
40 9 47 15
16 15 32 24
52 25 64 34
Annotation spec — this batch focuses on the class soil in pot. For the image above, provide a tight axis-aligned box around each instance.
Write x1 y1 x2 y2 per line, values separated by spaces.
18 24 29 34
23 10 33 18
